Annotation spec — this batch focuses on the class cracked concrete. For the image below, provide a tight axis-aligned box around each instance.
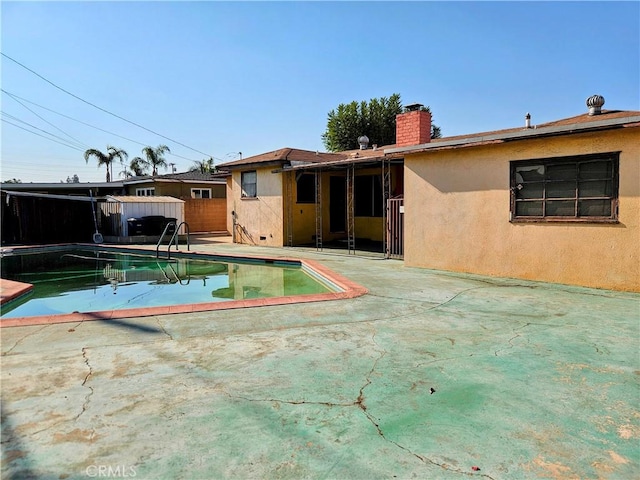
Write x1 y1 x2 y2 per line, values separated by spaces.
74 347 94 422
1 240 639 479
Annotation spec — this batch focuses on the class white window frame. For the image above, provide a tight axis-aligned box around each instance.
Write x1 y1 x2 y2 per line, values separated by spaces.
136 187 155 196
191 188 212 199
241 170 257 198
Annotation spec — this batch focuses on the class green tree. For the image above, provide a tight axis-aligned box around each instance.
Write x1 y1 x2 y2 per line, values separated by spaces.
120 158 148 179
415 105 442 139
133 145 170 176
321 94 441 152
64 174 80 183
189 157 215 174
84 146 128 182
4 178 22 183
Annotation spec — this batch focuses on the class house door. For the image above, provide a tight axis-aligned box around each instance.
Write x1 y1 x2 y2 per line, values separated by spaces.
386 197 404 259
330 176 346 232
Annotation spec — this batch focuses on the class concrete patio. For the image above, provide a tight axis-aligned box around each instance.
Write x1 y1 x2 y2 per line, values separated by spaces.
2 239 639 479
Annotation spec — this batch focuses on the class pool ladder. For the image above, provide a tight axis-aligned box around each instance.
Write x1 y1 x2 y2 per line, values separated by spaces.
156 221 190 259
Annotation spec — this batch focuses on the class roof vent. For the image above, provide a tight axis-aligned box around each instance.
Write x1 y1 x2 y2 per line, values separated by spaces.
525 112 531 128
586 95 605 115
358 135 369 150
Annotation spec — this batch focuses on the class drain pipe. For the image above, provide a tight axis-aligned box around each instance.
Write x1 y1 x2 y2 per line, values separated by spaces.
232 208 237 244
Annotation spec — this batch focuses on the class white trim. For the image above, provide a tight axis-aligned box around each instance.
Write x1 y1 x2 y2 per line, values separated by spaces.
136 187 155 196
191 188 212 199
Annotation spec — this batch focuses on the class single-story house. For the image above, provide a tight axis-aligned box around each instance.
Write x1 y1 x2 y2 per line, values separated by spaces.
390 96 639 292
221 145 404 253
219 95 639 292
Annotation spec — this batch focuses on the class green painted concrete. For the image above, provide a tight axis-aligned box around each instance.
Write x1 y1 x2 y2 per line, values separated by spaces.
2 240 639 479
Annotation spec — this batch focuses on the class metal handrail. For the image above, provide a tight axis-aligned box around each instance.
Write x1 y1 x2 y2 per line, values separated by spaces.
156 221 190 259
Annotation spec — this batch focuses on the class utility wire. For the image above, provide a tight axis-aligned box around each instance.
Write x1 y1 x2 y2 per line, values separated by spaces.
1 112 88 150
2 91 89 149
2 52 215 159
1 89 203 163
1 118 84 151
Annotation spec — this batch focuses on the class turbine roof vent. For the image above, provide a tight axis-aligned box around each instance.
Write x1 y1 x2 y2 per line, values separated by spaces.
586 95 605 115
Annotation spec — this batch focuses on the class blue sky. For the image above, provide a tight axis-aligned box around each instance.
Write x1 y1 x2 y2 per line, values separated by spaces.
1 1 638 183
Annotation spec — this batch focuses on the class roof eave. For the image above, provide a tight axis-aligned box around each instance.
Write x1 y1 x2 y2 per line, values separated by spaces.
385 115 640 155
224 160 287 171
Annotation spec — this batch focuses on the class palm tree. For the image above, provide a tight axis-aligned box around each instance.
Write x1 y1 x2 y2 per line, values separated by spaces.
120 158 148 179
133 145 170 176
189 157 215 174
84 146 128 182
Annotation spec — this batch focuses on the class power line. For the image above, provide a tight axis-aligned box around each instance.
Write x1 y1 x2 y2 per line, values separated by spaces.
2 90 89 149
1 118 84 151
2 52 216 159
1 112 87 150
1 89 204 163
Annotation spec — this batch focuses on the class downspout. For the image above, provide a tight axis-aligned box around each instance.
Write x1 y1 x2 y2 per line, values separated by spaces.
232 204 237 244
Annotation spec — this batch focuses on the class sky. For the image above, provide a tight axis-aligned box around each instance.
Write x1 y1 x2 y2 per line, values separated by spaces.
1 1 638 184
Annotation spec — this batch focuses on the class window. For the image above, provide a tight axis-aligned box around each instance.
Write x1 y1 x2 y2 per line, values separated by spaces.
296 173 316 203
136 188 155 196
355 175 383 217
510 153 619 222
191 188 211 199
241 171 257 198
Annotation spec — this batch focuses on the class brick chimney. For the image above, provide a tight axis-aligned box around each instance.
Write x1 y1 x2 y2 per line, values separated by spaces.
396 103 431 147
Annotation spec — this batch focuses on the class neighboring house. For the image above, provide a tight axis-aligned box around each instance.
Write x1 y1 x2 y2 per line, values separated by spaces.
220 95 639 292
122 171 227 233
1 171 228 242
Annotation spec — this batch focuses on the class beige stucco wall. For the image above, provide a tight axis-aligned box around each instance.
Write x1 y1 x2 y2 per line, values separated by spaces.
404 127 640 292
285 171 314 245
229 167 284 247
282 171 345 245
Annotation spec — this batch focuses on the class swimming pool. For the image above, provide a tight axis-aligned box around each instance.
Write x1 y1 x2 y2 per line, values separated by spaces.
0 245 367 326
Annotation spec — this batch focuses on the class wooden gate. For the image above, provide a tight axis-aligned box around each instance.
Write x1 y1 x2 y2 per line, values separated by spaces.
386 197 404 259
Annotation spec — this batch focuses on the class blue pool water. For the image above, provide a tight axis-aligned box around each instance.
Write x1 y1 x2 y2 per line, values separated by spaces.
0 247 334 318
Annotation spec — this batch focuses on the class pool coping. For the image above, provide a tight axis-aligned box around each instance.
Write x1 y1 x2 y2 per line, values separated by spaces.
0 243 368 328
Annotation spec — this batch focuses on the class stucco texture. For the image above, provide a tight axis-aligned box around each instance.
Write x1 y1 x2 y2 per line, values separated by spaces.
231 167 284 247
403 127 640 292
